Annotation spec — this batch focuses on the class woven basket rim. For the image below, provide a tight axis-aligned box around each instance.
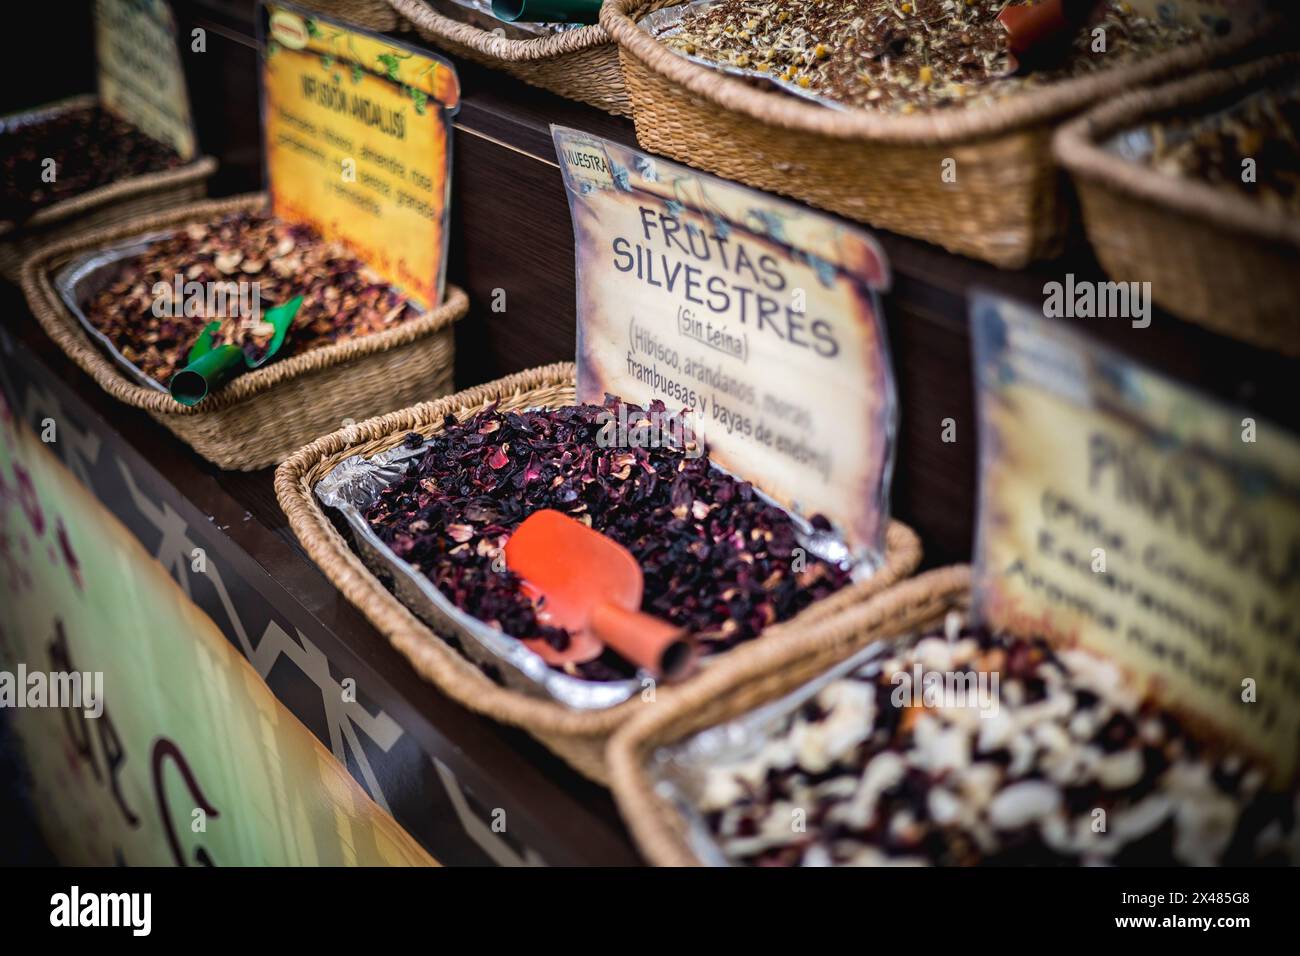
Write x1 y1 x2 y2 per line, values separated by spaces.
1054 51 1300 248
0 93 217 239
19 192 468 417
601 0 1277 144
0 91 97 121
386 0 612 60
274 362 923 746
606 563 972 866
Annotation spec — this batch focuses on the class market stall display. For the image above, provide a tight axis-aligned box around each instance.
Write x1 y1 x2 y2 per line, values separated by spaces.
20 196 466 470
11 3 469 470
386 0 666 115
608 568 1299 866
0 0 218 278
0 95 216 280
278 364 921 779
357 398 855 680
3 0 1298 876
607 293 1300 866
1055 52 1300 354
602 0 1275 266
276 117 926 779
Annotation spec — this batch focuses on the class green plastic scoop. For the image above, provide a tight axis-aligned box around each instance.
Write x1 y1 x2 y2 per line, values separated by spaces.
168 295 303 406
491 0 600 24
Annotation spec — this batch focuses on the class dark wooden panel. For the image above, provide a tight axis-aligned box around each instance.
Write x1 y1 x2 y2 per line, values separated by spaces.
449 124 579 386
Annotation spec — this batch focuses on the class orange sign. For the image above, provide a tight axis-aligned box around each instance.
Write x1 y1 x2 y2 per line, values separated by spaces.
260 2 459 309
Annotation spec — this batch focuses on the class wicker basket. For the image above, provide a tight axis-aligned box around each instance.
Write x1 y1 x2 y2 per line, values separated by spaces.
20 194 467 471
607 564 970 865
602 0 1275 268
386 0 667 115
274 362 922 782
296 0 410 32
0 95 217 281
1055 53 1300 355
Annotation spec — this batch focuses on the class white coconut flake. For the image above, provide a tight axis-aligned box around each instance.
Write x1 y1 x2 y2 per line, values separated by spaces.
988 781 1062 830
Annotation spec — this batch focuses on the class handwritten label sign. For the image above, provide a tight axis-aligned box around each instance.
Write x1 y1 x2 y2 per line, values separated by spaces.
971 295 1300 780
95 0 196 160
554 127 895 559
260 1 459 309
0 393 433 866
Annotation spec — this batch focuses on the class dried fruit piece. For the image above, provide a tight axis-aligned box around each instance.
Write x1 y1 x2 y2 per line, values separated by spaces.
1145 81 1300 216
696 623 1298 866
364 398 853 681
0 104 183 223
82 211 419 385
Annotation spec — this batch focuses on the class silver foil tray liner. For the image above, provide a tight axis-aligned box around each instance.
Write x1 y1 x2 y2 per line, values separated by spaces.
54 233 177 393
645 636 896 865
638 2 851 113
0 96 91 135
317 440 643 710
315 421 871 711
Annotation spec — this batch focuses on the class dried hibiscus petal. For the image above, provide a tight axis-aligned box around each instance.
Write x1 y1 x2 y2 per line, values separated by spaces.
365 398 853 682
1 104 183 223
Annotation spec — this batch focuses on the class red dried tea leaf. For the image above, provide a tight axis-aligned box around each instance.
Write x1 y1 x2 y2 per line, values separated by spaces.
1 105 183 223
364 398 852 681
82 211 419 385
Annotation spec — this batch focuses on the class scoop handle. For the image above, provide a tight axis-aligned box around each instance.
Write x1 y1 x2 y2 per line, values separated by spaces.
999 0 1068 56
588 602 697 682
999 0 1105 59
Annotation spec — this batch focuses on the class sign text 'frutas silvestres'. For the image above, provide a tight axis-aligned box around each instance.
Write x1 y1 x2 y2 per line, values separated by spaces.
553 127 896 562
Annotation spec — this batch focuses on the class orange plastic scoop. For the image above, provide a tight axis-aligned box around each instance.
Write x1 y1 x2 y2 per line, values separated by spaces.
505 509 697 681
998 0 1103 71
998 0 1069 57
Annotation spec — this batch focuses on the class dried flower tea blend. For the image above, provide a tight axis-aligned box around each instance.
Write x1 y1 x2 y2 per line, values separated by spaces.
659 0 1200 113
0 104 183 224
82 211 420 386
1144 82 1300 216
363 398 854 682
694 618 1298 865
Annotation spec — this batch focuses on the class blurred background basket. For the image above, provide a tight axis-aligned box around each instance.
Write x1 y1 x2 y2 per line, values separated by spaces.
275 362 922 783
20 194 466 471
296 0 411 32
387 0 671 115
607 565 970 865
0 95 217 281
602 0 1274 268
1055 52 1300 355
